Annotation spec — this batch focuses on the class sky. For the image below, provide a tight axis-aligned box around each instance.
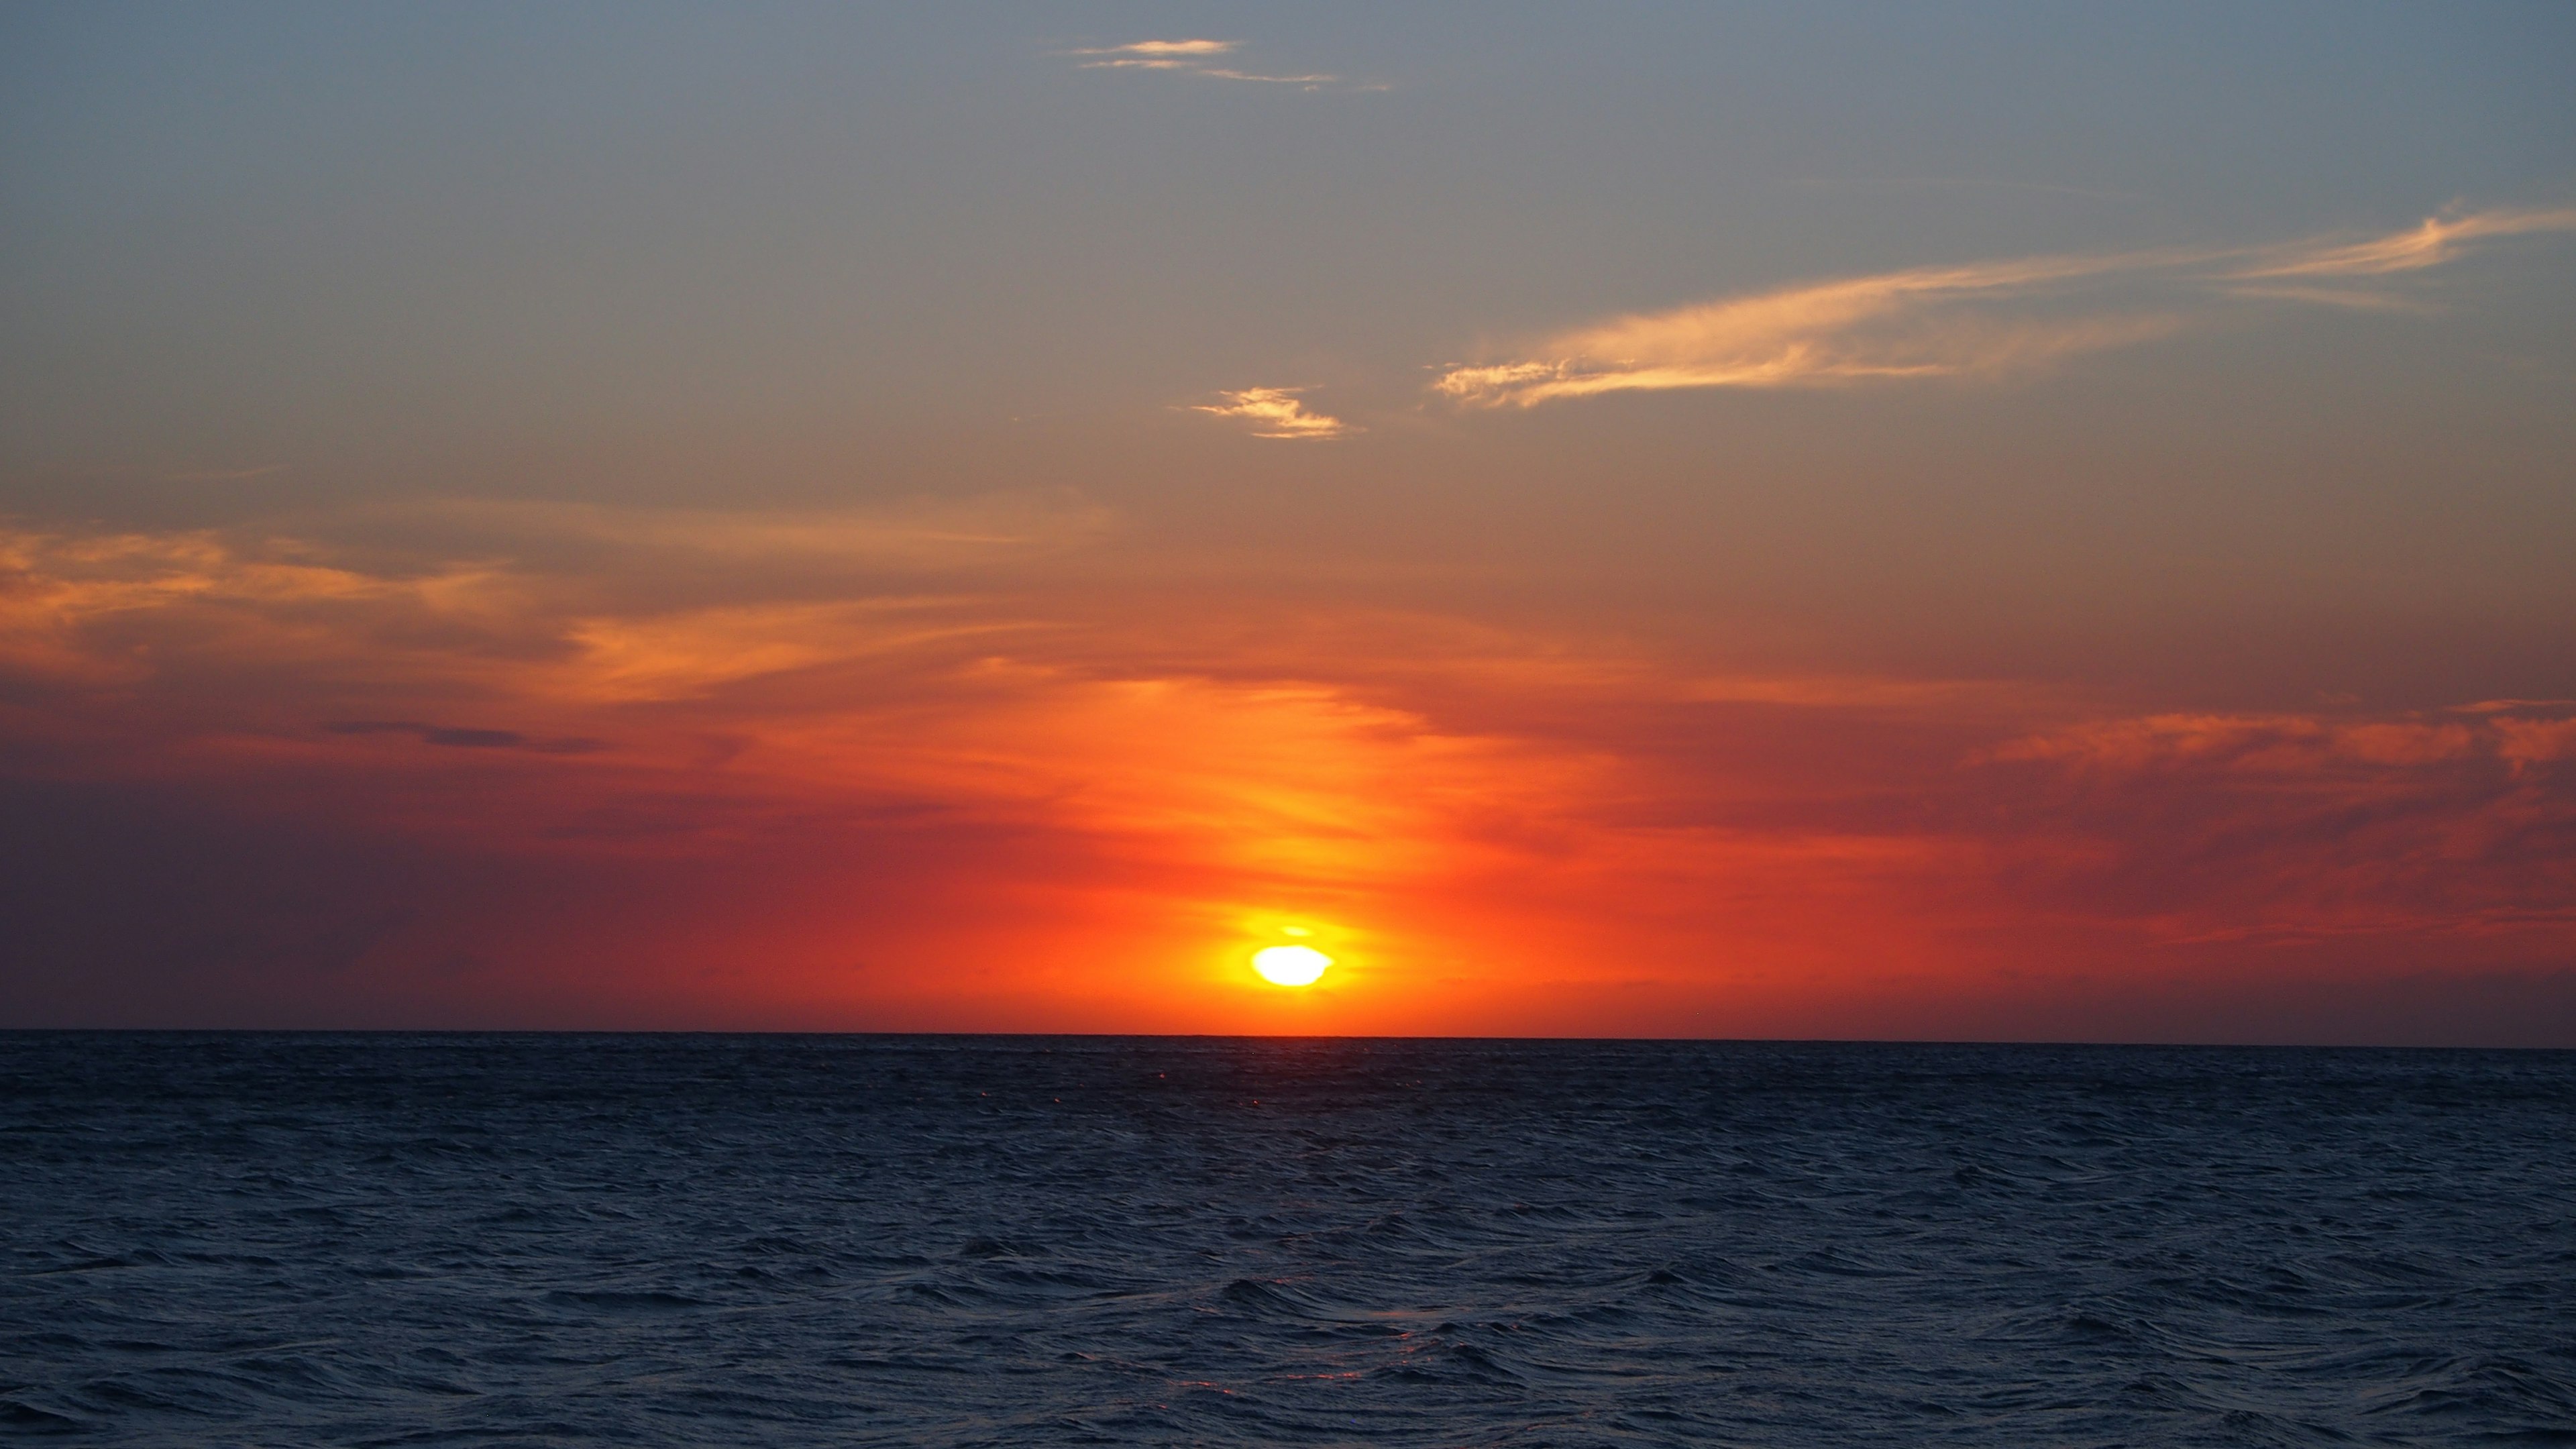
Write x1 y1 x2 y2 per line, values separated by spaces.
5 2 2575 1041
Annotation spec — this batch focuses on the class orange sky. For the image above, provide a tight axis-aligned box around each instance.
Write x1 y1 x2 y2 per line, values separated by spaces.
5 7 2574 1040
4 502 2571 1040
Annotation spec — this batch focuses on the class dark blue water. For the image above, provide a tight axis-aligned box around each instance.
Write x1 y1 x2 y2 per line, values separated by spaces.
3 1035 2571 1446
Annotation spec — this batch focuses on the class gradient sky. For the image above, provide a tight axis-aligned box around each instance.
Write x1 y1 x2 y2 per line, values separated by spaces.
6 3 2575 1040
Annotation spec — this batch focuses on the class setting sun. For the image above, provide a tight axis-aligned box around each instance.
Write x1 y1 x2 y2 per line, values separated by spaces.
1251 945 1332 987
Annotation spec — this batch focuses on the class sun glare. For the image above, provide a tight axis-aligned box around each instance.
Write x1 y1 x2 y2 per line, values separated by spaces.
1251 945 1331 987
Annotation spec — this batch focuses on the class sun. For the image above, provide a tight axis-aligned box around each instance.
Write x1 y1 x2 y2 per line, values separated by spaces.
1251 945 1332 987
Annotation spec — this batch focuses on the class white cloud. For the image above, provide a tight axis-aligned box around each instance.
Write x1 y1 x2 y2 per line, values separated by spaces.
1189 387 1352 440
1067 38 1338 87
1075 40 1234 58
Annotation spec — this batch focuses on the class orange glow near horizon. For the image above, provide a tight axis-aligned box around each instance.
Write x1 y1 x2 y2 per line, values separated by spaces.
2 511 2574 1038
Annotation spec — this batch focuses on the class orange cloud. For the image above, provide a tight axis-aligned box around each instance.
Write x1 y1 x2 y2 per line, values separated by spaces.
1435 207 2576 407
1188 386 1352 439
1435 254 2184 406
2230 205 2576 279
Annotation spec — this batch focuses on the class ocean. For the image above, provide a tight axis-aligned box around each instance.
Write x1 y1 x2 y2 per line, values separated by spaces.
2 1034 2571 1445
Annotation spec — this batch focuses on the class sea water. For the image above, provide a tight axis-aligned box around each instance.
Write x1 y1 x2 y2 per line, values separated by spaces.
3 1034 2571 1445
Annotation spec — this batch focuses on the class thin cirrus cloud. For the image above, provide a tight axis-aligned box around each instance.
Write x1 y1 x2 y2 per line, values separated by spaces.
1189 386 1352 440
1434 252 2186 408
2229 206 2576 278
1066 39 1338 87
1434 207 2576 409
0 497 1099 700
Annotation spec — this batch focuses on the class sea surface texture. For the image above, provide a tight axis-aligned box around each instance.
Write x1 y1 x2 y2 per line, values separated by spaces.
2 1035 2571 1446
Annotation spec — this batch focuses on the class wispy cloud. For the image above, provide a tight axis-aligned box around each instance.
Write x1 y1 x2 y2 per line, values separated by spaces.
1435 207 2576 408
1435 253 2184 407
1189 386 1352 440
2231 206 2576 279
0 496 1098 696
2217 283 2439 314
1067 38 1338 87
1077 40 1232 58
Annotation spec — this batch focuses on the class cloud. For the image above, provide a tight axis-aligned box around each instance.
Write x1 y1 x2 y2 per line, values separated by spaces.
1434 257 2183 407
7 503 2573 1036
1983 702 2576 779
1067 38 1338 87
1075 40 1233 58
1985 712 2491 773
1189 386 1352 439
2230 205 2576 279
0 495 1098 702
2215 283 2439 314
1977 705 2576 949
559 600 1032 703
1187 66 1340 86
325 720 608 754
2453 699 2576 712
1436 207 2576 408
343 495 1110 574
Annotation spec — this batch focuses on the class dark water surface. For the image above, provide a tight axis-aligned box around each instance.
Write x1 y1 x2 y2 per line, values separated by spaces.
2 1035 2571 1446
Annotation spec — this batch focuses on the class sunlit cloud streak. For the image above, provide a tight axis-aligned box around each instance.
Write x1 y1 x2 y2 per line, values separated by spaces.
1075 40 1232 58
1067 39 1337 87
2230 205 2576 278
0 497 1099 696
1436 207 2576 407
1435 254 2185 407
1189 386 1352 439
